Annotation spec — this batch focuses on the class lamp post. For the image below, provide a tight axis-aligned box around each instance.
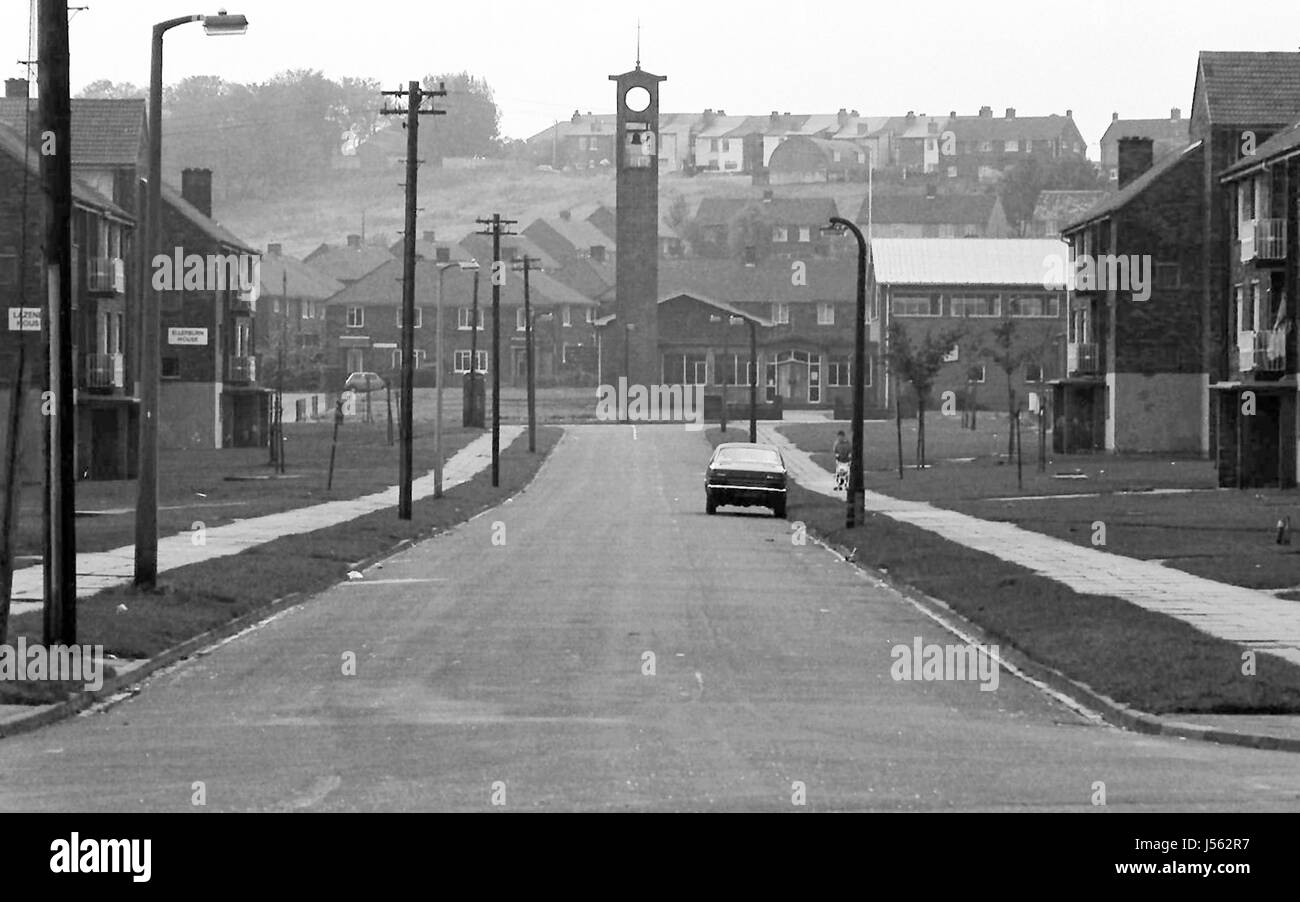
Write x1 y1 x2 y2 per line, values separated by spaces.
623 322 635 423
135 9 247 588
825 216 867 530
435 259 478 498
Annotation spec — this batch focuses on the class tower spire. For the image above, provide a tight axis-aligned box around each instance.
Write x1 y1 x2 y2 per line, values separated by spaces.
636 20 641 69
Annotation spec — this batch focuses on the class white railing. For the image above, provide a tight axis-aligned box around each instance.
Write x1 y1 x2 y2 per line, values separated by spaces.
87 257 126 294
83 352 125 389
1066 342 1099 374
1241 219 1287 263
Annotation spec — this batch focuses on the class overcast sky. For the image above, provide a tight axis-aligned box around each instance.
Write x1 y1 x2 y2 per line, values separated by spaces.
3 0 1299 154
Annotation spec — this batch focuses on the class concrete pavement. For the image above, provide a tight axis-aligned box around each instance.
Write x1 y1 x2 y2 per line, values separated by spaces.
1 425 1298 811
8 427 523 614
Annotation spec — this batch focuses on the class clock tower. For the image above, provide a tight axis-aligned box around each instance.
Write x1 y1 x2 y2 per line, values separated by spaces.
608 63 665 387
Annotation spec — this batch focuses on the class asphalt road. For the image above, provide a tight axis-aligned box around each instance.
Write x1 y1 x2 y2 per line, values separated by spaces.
2 425 1299 811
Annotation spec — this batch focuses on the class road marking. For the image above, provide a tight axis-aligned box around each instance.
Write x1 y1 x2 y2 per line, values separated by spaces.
632 424 638 441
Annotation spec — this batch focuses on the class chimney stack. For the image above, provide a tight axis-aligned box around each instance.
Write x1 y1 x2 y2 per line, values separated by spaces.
346 234 363 248
267 243 283 256
435 246 450 263
979 105 992 118
837 108 849 127
1171 107 1181 121
1117 136 1154 189
950 110 957 119
423 229 436 242
180 168 213 218
1005 107 1016 119
1066 109 1073 119
1112 111 1120 121
590 245 606 263
4 78 28 98
559 209 571 221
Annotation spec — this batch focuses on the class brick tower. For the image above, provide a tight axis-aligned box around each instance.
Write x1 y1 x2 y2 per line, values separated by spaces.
608 62 665 387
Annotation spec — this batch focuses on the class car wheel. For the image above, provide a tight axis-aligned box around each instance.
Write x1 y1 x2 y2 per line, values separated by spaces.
772 500 786 519
706 493 717 515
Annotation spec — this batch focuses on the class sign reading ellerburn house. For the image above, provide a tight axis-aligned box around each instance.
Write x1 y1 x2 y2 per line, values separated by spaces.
167 328 209 346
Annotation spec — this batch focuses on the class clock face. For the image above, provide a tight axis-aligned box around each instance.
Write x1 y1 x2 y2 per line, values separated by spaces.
624 86 651 113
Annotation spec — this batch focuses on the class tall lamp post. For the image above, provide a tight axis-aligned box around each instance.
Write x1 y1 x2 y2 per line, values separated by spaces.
825 216 867 530
435 259 478 497
136 9 248 588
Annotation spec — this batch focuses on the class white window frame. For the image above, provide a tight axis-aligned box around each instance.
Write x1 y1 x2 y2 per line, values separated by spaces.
773 226 789 243
771 302 791 324
1024 363 1044 382
892 295 941 317
413 349 426 368
458 307 484 330
454 349 489 373
516 308 528 331
396 306 423 329
346 306 364 328
562 305 572 327
949 295 1001 318
1008 295 1061 318
968 364 986 383
817 303 835 325
798 226 811 242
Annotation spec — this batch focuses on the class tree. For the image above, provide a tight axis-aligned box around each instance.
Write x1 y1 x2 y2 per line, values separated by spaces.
726 203 773 261
980 317 1037 457
419 72 501 160
887 320 966 467
77 79 145 99
1000 155 1105 234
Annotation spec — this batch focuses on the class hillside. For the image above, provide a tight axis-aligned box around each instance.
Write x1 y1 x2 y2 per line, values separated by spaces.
212 162 873 257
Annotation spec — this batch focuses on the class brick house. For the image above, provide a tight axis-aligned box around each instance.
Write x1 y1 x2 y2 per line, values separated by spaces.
323 257 599 389
767 136 871 184
943 107 1087 182
0 119 139 480
1057 138 1206 454
1099 109 1189 185
255 243 342 391
303 234 393 286
862 189 1011 238
872 239 1068 414
523 213 615 266
692 194 841 259
157 169 267 449
1214 119 1300 486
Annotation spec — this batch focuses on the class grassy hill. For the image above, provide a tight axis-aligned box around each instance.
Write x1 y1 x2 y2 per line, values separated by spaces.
215 162 874 257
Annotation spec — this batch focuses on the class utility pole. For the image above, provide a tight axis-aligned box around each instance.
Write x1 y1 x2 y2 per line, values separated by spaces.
277 269 286 473
475 214 517 486
514 255 540 453
382 79 445 520
40 0 76 643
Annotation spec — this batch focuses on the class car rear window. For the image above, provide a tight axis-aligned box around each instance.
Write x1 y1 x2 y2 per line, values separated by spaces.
715 448 781 466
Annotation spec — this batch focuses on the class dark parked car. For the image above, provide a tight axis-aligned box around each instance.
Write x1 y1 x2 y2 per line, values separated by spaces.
705 442 788 518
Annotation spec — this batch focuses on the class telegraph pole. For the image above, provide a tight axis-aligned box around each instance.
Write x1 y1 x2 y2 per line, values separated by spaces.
475 214 517 485
382 80 444 520
514 255 540 452
40 0 76 643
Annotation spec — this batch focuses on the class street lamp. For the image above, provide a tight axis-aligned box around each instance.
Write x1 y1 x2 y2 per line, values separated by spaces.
824 216 867 530
435 259 478 498
135 9 247 588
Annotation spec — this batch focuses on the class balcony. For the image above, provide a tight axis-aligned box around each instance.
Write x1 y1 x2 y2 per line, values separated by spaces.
1237 328 1288 373
231 284 259 314
1066 342 1099 375
227 356 257 384
87 257 126 295
83 353 125 390
1240 219 1287 264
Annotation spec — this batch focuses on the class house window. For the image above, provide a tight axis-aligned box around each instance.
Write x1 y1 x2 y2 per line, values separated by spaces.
662 353 686 383
395 306 423 328
458 307 484 330
391 349 402 370
771 302 790 324
516 308 527 331
1025 363 1044 382
939 224 956 238
585 306 595 324
826 356 851 386
346 306 364 327
272 298 280 314
303 302 312 319
893 295 941 316
949 295 1000 317
346 349 364 373
721 139 730 153
413 349 426 368
798 227 811 242
1008 295 1060 317
967 365 986 383
1235 285 1247 332
710 138 719 152
1155 263 1181 290
161 356 180 379
773 227 789 243
832 150 842 162
1005 139 1019 152
454 350 488 373
817 303 835 325
562 305 572 327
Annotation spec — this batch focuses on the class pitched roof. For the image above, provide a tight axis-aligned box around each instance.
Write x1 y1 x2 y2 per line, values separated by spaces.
0 97 145 167
658 258 857 303
862 192 998 226
695 195 839 228
385 236 478 264
0 121 131 220
324 258 596 308
1196 51 1300 126
1031 190 1109 225
1099 116 1189 146
1061 141 1203 231
547 256 615 302
301 240 394 282
525 216 615 255
1221 118 1300 179
160 182 256 253
456 232 560 271
947 113 1080 143
258 249 343 300
871 239 1069 287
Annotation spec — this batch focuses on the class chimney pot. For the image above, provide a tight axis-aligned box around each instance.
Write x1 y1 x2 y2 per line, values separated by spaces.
1112 111 1119 121
1066 109 1073 119
950 110 957 119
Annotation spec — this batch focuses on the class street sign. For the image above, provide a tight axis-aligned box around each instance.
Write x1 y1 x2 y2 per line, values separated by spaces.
7 307 41 331
167 327 208 346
